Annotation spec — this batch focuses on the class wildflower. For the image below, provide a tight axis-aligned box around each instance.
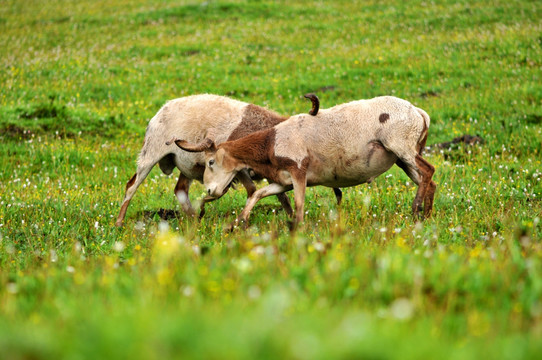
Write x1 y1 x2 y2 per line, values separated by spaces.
6 283 18 294
158 221 169 233
396 237 407 248
5 244 15 254
250 245 265 258
181 285 194 297
390 298 414 321
313 241 325 252
134 221 145 232
50 250 58 263
192 245 200 256
113 241 125 252
232 257 252 273
248 285 261 300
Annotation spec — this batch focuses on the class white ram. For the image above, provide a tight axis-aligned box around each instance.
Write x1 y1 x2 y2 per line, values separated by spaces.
116 93 337 226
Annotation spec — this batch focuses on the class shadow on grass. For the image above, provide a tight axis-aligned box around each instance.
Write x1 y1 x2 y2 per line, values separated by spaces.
141 208 182 221
140 203 289 222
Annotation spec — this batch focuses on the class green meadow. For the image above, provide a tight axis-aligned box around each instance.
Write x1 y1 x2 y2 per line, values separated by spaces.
1 0 541 358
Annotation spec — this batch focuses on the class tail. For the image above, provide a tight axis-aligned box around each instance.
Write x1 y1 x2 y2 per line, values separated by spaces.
416 107 431 155
304 93 320 116
417 107 430 129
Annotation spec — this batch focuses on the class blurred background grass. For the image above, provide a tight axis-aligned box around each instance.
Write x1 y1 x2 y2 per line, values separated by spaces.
0 0 541 359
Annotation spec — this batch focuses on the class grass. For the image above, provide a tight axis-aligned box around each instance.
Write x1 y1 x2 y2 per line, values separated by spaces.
1 0 541 358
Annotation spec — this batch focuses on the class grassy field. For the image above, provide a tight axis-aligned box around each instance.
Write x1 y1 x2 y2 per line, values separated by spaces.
1 0 541 358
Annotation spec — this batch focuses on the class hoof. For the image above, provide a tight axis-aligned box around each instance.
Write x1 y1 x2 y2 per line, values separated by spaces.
287 220 299 233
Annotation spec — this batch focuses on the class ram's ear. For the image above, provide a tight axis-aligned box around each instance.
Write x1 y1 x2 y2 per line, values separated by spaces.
166 137 216 153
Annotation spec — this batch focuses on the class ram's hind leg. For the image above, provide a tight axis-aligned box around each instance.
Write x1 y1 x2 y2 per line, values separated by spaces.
116 160 155 226
396 154 436 219
333 188 343 206
421 160 437 217
174 173 196 217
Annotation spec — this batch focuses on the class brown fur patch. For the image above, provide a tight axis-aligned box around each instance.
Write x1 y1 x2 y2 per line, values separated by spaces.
415 154 435 177
222 128 308 185
275 154 309 172
191 163 205 176
227 105 286 141
126 173 137 190
379 113 390 123
413 154 436 218
224 128 276 164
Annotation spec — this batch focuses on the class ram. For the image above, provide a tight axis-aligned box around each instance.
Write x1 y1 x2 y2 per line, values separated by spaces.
116 93 338 226
173 96 436 228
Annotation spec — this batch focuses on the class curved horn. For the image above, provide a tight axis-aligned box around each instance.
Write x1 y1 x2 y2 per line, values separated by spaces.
168 138 216 153
304 93 319 116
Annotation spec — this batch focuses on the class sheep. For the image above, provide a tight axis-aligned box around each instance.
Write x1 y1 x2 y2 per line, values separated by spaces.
170 96 436 229
115 93 339 226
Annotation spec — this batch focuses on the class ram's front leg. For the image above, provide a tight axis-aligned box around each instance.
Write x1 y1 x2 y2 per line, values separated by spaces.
290 170 307 229
226 183 292 231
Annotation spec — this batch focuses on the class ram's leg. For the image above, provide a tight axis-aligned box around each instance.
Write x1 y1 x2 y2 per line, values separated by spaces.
276 193 294 216
333 188 343 206
115 160 155 227
416 155 436 217
228 183 292 230
236 170 257 198
198 196 219 219
290 171 307 228
174 173 195 217
238 169 293 215
396 154 436 219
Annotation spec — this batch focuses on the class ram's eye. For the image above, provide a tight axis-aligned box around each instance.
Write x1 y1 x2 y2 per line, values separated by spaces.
208 159 215 167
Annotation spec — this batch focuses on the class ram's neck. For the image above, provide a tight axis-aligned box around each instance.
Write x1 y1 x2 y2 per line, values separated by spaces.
222 129 275 166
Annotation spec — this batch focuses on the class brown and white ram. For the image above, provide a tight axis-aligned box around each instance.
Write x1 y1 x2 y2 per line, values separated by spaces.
116 93 337 226
172 96 436 228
